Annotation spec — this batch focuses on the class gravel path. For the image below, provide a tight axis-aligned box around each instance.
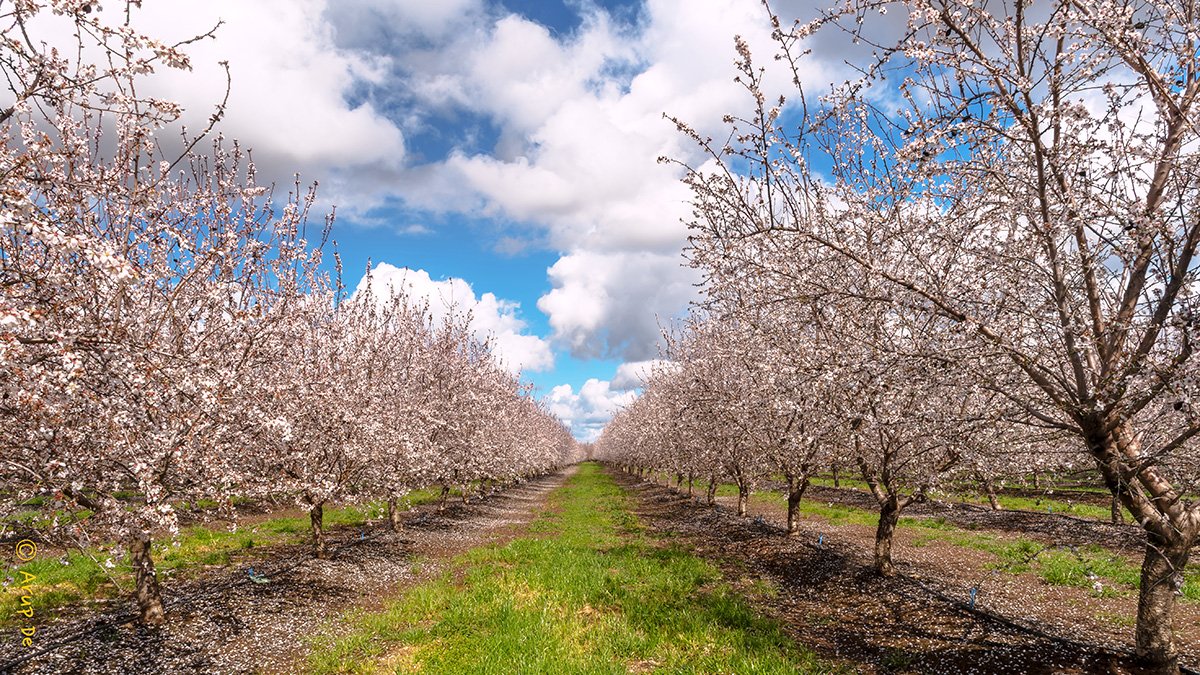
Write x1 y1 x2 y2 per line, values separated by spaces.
1 468 574 675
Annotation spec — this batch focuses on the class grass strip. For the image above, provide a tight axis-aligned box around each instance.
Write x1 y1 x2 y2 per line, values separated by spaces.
307 462 835 674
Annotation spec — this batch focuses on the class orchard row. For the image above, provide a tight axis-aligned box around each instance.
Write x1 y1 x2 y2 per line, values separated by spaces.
599 0 1200 671
0 2 578 625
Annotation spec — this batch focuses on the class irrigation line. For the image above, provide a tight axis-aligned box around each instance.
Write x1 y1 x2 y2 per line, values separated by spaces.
0 476 548 673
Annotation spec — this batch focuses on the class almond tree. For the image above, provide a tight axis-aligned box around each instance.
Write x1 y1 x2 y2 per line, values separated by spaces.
419 310 492 509
0 0 581 627
751 335 841 535
346 273 437 531
836 307 973 575
665 320 772 515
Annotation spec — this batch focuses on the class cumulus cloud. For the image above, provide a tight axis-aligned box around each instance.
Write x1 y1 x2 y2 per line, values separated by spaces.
328 0 486 41
354 263 554 375
544 358 679 438
537 250 698 359
65 0 412 214
610 359 670 390
545 378 640 441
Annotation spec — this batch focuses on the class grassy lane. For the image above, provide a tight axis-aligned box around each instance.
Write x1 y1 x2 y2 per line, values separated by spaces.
307 463 835 674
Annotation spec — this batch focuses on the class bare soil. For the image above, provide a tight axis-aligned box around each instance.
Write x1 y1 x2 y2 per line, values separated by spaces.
617 470 1200 675
0 469 573 675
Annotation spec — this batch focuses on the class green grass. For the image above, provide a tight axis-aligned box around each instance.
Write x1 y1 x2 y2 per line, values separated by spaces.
0 549 130 625
0 483 489 627
307 463 836 675
770 473 1132 524
752 491 952 531
715 483 741 498
808 476 872 491
689 477 1121 525
660 472 1200 603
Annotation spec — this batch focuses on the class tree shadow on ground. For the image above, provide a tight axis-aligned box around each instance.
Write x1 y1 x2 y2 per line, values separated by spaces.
614 471 1175 675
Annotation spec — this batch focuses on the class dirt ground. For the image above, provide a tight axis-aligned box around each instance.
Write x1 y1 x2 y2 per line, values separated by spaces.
0 468 574 675
5 465 1195 675
615 470 1200 675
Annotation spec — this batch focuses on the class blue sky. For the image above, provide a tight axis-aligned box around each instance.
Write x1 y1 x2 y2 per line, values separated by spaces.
130 0 832 439
318 0 654 410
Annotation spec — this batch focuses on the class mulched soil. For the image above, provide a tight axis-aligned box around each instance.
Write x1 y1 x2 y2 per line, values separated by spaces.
615 470 1200 675
0 469 573 675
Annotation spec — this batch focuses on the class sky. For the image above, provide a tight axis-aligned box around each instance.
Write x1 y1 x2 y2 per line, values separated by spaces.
113 0 843 441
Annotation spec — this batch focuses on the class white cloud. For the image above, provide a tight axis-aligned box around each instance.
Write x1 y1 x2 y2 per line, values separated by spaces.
610 360 670 390
354 263 554 374
331 0 485 40
537 250 699 359
90 0 410 214
395 223 433 236
56 0 836 371
545 378 639 441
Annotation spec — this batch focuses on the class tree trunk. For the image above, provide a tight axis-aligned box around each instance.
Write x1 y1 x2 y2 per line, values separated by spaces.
438 485 450 511
1089 418 1198 671
385 498 402 531
687 473 695 498
737 483 748 517
980 475 1001 510
460 483 469 505
675 472 684 489
1031 470 1040 490
832 465 840 488
130 535 165 625
985 489 1001 510
310 504 326 559
786 475 808 535
1110 491 1126 525
1134 534 1190 672
874 499 900 577
705 475 717 505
